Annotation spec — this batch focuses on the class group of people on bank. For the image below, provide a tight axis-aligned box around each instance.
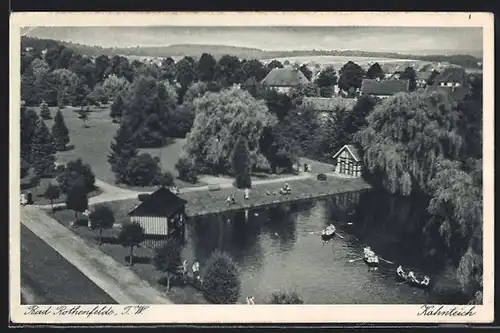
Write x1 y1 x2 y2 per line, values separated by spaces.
181 259 201 284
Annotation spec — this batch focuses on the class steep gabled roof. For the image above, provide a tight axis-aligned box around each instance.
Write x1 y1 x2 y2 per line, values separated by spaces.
416 71 433 81
434 67 467 84
128 187 187 218
261 67 310 87
361 79 409 96
301 97 357 111
333 144 361 162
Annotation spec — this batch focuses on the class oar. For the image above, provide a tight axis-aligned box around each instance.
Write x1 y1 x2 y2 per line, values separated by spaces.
348 257 364 263
379 257 395 264
336 234 345 239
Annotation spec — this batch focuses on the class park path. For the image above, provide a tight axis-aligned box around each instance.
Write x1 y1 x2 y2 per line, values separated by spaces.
33 170 321 210
21 205 172 304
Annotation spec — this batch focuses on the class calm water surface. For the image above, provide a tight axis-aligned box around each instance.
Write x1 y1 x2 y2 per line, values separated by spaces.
179 190 448 304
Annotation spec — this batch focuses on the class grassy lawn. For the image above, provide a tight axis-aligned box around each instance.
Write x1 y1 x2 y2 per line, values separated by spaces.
33 105 204 189
49 202 208 304
21 170 102 206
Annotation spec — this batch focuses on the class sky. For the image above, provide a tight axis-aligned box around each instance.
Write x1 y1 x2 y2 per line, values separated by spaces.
25 26 483 56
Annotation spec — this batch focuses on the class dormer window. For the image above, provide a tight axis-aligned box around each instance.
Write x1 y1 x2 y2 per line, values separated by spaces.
440 82 446 87
454 82 461 87
447 82 453 87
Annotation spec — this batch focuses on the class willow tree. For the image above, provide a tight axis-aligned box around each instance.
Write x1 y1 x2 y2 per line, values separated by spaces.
355 91 464 196
184 86 277 175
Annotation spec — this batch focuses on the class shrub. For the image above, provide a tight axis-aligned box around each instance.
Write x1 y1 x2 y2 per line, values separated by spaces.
40 101 51 119
156 171 175 188
89 204 115 245
153 239 183 291
232 137 252 189
118 222 145 266
175 156 199 184
112 119 120 124
317 173 327 181
202 250 241 304
123 154 162 186
268 291 304 304
43 183 60 211
138 193 150 202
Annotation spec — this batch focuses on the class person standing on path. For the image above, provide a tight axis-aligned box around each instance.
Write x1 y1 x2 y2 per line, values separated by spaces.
182 260 188 283
192 260 200 281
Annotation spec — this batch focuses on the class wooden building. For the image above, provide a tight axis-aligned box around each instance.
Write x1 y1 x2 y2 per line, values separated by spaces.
332 144 362 178
127 187 187 237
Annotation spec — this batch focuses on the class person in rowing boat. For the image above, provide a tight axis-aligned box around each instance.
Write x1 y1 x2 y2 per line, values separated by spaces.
421 276 430 286
397 265 404 276
364 246 375 258
326 223 336 233
408 270 417 282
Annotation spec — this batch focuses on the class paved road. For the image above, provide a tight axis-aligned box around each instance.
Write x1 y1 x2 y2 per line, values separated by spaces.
21 206 172 304
21 225 117 304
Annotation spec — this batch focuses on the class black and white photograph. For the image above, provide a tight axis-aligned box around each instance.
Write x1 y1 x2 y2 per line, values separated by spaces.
10 12 493 324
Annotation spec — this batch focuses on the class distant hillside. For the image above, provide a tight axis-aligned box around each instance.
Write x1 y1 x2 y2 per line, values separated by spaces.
21 36 482 69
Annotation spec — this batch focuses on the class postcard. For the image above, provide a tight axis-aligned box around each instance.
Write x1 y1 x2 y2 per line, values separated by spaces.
10 11 494 324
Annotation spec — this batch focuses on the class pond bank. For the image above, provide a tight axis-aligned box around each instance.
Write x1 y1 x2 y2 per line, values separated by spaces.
180 175 372 218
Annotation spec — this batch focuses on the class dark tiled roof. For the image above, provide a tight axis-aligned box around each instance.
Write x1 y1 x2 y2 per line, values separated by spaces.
301 97 357 111
425 85 470 101
333 144 361 162
361 79 409 96
434 67 467 85
128 187 187 218
416 71 432 81
261 67 310 87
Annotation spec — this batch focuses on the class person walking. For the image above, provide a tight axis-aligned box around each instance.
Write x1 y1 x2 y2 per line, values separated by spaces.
192 260 200 281
182 260 188 283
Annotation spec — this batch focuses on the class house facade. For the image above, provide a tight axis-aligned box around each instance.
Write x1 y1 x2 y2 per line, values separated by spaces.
360 79 409 99
127 187 187 237
261 66 310 94
333 144 362 178
425 67 470 101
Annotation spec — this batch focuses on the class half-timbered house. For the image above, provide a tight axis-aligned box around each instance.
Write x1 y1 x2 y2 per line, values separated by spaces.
332 144 362 178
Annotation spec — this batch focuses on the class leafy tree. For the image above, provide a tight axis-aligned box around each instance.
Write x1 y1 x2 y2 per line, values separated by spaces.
65 177 89 219
263 88 292 121
288 83 320 108
308 107 350 161
123 153 162 186
241 59 269 82
196 53 216 82
31 119 55 177
50 69 80 107
241 77 267 99
213 54 242 86
232 137 252 188
259 123 299 174
153 239 183 291
338 61 366 93
184 87 277 174
315 66 338 91
118 222 145 266
21 106 40 162
299 64 313 81
68 80 91 109
110 93 125 119
159 57 176 83
43 183 60 211
202 250 241 304
88 83 108 105
366 62 385 80
39 101 51 119
266 59 284 71
355 91 463 196
268 291 304 304
93 54 111 83
175 56 197 88
51 108 70 151
400 66 417 91
89 204 115 245
56 158 96 193
101 74 130 102
175 155 199 184
156 172 174 188
108 124 139 182
344 95 378 137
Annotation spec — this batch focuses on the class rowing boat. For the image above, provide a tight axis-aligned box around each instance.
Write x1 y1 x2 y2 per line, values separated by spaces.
396 268 430 288
321 226 336 241
364 255 379 267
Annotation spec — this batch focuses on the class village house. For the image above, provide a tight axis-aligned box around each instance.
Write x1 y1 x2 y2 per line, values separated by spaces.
127 187 187 237
261 66 310 94
416 71 433 88
425 67 470 101
360 79 409 99
332 144 363 178
301 96 357 123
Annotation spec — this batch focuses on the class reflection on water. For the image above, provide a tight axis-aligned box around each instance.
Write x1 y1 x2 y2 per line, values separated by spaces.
176 190 451 304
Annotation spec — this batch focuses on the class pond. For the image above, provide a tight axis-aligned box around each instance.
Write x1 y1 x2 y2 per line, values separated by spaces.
177 189 456 304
